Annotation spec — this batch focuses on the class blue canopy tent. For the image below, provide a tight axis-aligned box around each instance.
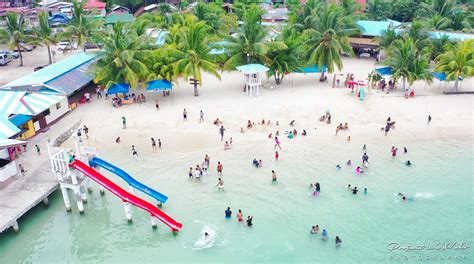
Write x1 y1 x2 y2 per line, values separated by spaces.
295 65 327 73
375 66 393 76
106 83 130 95
146 80 172 92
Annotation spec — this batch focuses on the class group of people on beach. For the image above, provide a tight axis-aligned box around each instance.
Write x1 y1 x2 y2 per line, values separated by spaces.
310 225 342 247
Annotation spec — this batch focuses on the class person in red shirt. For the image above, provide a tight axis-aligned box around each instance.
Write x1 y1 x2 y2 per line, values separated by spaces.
275 151 279 160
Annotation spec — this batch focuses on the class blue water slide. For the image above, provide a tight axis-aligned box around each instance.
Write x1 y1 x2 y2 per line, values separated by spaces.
88 157 168 204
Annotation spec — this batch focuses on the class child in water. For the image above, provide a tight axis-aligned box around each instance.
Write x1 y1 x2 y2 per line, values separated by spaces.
405 160 412 166
311 225 320 234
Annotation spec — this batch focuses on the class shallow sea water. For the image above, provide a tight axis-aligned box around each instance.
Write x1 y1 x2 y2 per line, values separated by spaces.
0 135 472 263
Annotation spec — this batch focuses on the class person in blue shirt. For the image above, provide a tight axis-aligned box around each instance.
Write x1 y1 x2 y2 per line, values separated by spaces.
225 207 232 218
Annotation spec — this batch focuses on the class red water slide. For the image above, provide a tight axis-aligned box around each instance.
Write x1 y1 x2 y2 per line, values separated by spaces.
70 160 183 232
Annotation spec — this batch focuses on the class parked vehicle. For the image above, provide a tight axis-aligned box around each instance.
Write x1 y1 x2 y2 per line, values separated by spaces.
56 41 78 51
34 65 48 71
0 54 12 66
13 43 33 52
0 50 19 59
84 42 99 50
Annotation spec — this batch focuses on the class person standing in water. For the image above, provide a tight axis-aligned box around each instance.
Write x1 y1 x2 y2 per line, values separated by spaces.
183 109 188 122
274 137 282 150
224 207 232 218
217 162 223 175
247 216 253 227
236 209 243 222
311 225 320 234
362 153 369 163
315 182 321 193
219 126 225 141
199 110 204 123
272 170 277 182
151 138 157 150
335 236 342 247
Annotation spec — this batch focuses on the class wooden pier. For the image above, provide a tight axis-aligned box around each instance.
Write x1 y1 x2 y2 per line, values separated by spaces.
0 160 58 233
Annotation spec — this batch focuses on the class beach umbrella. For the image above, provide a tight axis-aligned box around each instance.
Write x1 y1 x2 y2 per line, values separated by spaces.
146 80 172 92
106 83 130 95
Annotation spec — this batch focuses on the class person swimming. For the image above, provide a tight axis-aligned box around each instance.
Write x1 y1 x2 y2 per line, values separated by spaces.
322 229 329 240
311 225 319 234
352 187 359 194
336 165 341 170
347 184 351 190
315 182 321 193
346 160 352 166
405 160 412 166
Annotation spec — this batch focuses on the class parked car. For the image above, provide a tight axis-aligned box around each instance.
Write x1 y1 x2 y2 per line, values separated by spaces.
56 41 78 51
0 50 19 59
84 42 99 50
0 54 12 66
13 43 33 52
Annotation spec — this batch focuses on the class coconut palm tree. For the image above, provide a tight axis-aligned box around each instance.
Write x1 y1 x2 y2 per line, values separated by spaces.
93 23 148 89
167 21 221 96
267 28 305 85
34 12 58 65
66 0 103 52
384 37 433 95
223 4 286 70
429 35 455 61
422 14 451 30
435 40 474 91
303 4 359 74
0 12 36 66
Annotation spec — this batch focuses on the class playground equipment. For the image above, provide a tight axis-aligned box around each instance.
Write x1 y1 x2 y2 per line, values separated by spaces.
48 135 182 231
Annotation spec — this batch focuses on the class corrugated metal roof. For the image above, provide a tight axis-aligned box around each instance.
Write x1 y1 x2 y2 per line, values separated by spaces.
1 52 97 89
9 114 32 127
0 91 25 115
22 93 65 115
0 91 65 115
46 59 95 96
0 116 20 139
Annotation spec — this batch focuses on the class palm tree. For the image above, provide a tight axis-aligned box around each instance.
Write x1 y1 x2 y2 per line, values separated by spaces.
168 21 221 96
0 12 35 66
422 14 451 30
383 37 433 95
223 4 286 70
66 0 102 52
435 40 474 91
430 35 455 61
267 28 305 85
303 4 359 74
418 0 456 17
34 12 58 65
93 23 148 89
365 0 391 21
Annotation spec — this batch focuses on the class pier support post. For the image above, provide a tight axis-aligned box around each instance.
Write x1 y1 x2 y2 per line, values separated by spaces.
124 202 132 222
151 216 158 228
12 221 19 232
42 197 49 206
86 178 93 193
99 185 105 195
80 186 88 203
76 190 84 214
60 185 71 211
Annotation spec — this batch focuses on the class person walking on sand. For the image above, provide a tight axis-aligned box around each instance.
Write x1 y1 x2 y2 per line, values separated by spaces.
155 99 159 110
219 126 225 141
35 144 41 155
274 137 282 150
428 115 431 124
131 145 138 156
158 139 162 149
96 86 102 99
19 164 27 176
183 109 188 122
275 151 279 160
199 110 204 123
83 125 89 139
122 116 126 129
217 161 223 175
151 138 157 150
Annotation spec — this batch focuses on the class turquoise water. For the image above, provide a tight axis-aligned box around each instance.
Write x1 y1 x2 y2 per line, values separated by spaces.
0 136 472 263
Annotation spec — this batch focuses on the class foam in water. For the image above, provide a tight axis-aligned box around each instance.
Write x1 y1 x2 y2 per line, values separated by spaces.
414 192 434 199
193 224 219 250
